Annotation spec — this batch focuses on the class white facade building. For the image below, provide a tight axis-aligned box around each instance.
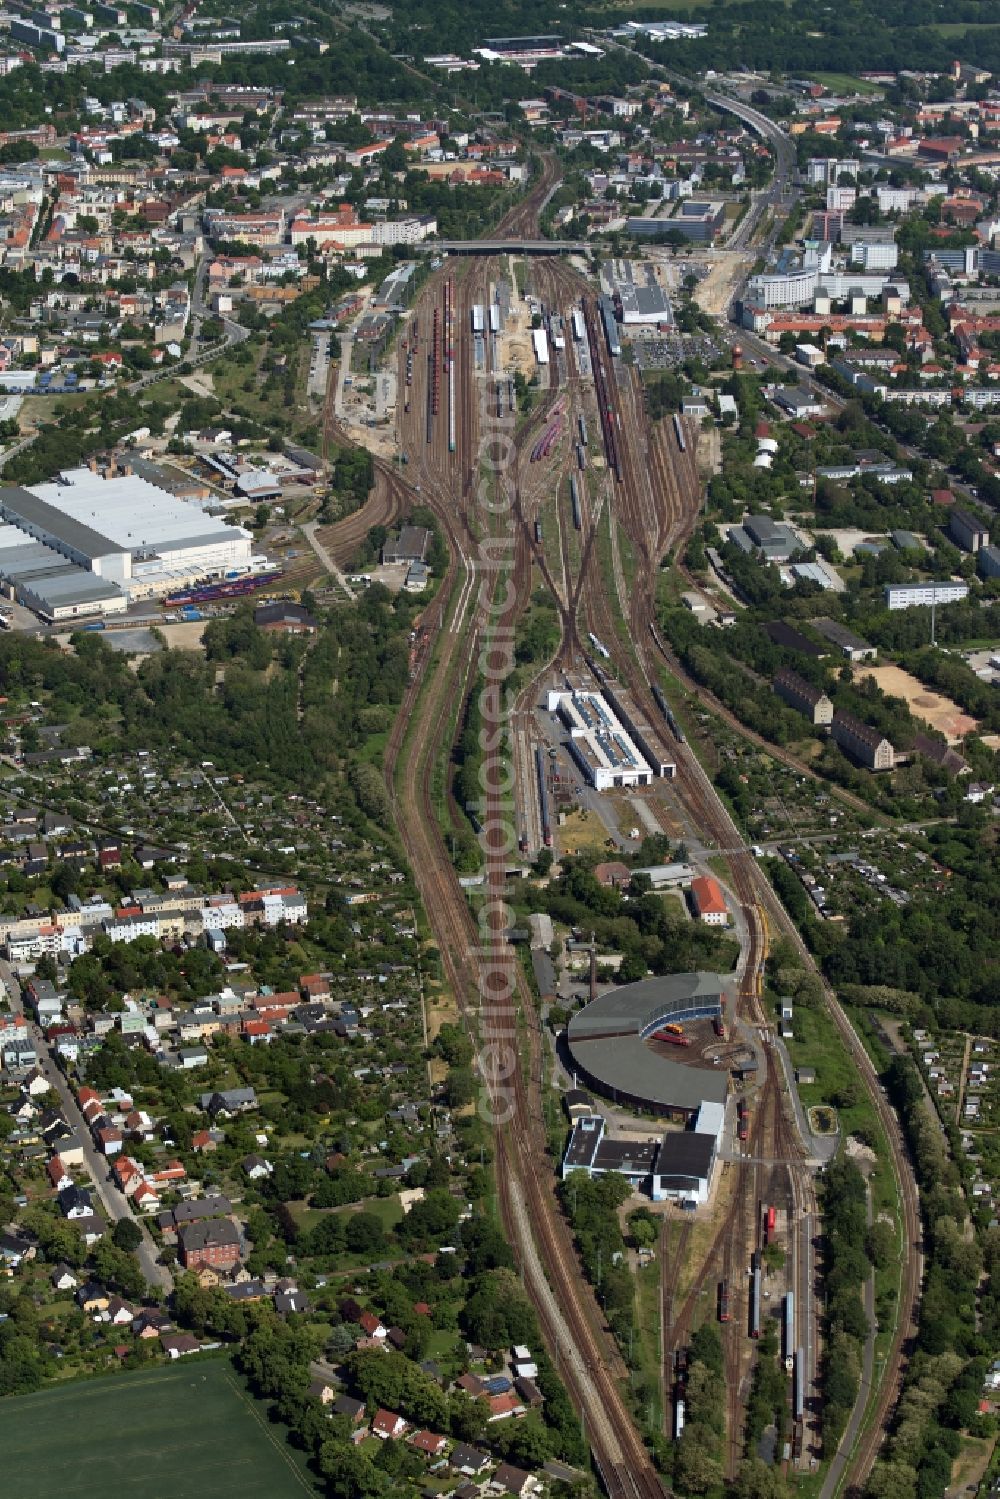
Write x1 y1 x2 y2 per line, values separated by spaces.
0 469 252 599
200 901 244 931
850 240 900 271
884 582 970 610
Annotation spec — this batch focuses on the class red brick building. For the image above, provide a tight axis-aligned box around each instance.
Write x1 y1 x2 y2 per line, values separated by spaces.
178 1218 241 1271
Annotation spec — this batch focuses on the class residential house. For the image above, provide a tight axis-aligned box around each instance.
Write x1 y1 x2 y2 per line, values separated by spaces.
359 1310 387 1340
410 1431 448 1457
450 1445 491 1477
58 1184 93 1219
50 1262 78 1291
372 1409 408 1440
161 1331 201 1358
333 1394 367 1424
76 1281 110 1313
492 1465 542 1497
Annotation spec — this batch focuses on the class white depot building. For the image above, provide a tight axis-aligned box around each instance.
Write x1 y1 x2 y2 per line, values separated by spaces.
547 686 654 789
0 468 253 620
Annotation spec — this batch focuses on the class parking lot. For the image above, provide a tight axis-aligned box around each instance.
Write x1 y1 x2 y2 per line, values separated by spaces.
632 333 723 370
307 333 331 401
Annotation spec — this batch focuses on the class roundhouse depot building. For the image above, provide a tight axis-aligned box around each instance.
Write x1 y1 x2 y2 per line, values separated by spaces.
566 971 731 1118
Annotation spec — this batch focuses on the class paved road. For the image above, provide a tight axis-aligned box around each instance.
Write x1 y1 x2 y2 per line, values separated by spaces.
1 957 172 1294
302 520 356 600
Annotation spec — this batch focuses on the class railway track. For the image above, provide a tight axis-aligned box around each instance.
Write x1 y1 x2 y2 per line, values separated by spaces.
377 222 669 1498
365 152 919 1491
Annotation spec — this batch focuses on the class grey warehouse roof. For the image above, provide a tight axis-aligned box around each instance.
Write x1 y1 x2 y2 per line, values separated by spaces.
0 486 119 561
566 973 731 1113
22 572 122 607
568 972 729 1040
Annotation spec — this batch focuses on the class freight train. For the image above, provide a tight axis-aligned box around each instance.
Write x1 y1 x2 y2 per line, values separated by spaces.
650 681 687 744
530 418 563 462
569 475 581 530
583 298 622 482
665 707 686 744
535 745 552 848
599 295 621 358
749 1264 761 1339
737 1098 749 1141
446 279 455 454
718 1281 730 1323
793 1350 805 1421
164 572 283 608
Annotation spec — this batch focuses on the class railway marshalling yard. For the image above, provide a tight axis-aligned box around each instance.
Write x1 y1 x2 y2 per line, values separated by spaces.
315 162 922 1499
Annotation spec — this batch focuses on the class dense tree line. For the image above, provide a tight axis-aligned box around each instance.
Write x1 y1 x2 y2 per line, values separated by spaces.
534 857 739 981
865 1056 989 1499
818 1159 870 1452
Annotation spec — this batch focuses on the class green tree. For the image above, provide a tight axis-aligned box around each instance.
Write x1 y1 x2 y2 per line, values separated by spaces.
111 1218 143 1254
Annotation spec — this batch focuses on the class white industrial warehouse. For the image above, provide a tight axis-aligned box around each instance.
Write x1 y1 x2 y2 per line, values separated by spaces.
547 686 654 789
0 468 254 621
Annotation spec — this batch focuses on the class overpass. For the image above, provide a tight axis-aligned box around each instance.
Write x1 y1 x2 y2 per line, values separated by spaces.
436 239 589 256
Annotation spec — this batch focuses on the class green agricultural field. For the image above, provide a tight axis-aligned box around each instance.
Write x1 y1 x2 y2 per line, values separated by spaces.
3 1360 320 1499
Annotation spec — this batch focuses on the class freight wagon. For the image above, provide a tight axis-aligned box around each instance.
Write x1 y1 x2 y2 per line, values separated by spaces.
165 572 283 608
749 1266 761 1339
535 745 552 848
569 475 581 530
793 1351 805 1421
